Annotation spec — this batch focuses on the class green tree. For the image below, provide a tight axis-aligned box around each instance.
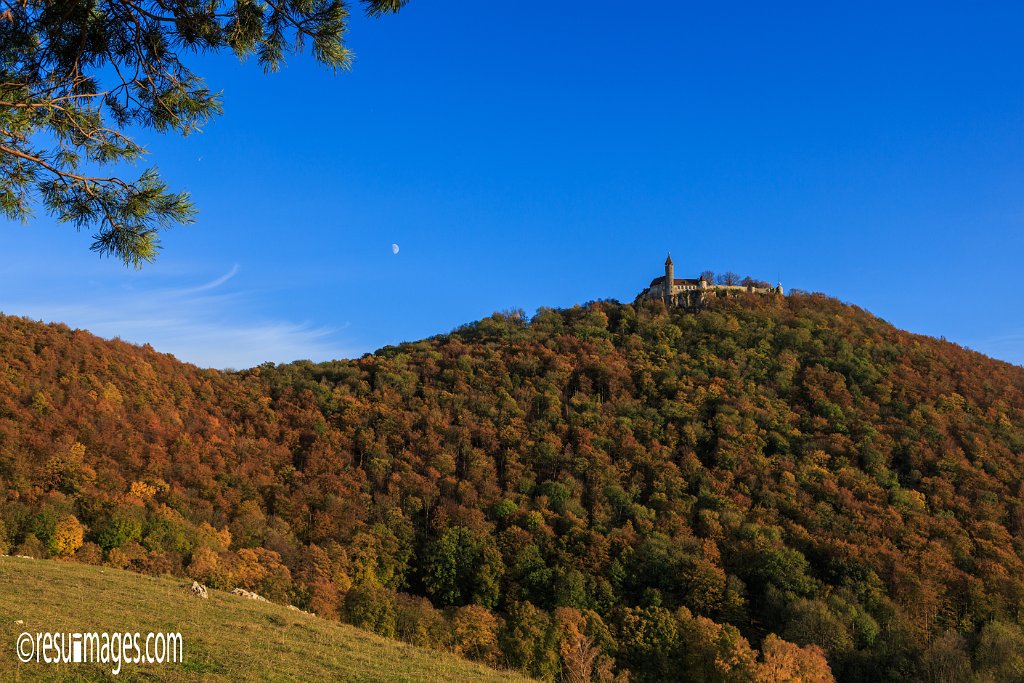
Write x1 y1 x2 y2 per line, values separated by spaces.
343 582 397 637
781 598 854 659
617 606 681 681
0 0 407 266
424 525 504 608
501 601 559 678
94 506 143 550
973 621 1024 682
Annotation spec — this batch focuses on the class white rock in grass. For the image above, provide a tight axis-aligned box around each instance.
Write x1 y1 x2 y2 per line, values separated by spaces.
231 588 267 602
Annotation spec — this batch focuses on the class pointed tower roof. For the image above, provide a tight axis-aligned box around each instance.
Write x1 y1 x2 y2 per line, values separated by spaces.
665 253 673 266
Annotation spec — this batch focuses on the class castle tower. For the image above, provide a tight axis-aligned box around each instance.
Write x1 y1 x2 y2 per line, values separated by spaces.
664 253 674 304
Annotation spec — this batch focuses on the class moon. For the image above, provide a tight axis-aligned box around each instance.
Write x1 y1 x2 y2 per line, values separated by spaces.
391 243 400 255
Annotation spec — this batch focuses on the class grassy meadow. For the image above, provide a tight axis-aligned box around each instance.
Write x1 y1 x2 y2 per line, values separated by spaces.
0 556 530 681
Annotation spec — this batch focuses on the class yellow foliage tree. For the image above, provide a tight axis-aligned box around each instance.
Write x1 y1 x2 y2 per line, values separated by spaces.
235 547 293 601
188 547 232 589
195 523 232 553
50 514 85 556
757 634 835 683
43 440 96 493
129 481 157 501
451 605 502 665
555 607 599 683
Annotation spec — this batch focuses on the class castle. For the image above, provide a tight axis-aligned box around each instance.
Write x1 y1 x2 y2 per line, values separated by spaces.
636 254 783 310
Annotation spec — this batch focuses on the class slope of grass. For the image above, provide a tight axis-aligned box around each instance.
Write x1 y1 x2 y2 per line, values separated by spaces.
0 556 529 681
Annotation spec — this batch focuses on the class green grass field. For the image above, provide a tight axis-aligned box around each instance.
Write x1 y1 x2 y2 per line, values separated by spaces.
0 556 530 681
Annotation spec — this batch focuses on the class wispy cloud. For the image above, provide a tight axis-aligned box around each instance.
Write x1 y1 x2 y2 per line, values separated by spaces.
181 263 240 294
0 263 353 369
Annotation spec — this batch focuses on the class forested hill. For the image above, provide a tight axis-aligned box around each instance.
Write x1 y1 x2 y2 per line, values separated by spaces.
2 293 1024 682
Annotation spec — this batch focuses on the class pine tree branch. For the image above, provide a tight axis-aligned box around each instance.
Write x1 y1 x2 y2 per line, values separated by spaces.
1 0 407 265
0 143 131 189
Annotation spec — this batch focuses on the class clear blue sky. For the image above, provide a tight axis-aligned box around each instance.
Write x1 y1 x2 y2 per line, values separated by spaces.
3 1 1024 368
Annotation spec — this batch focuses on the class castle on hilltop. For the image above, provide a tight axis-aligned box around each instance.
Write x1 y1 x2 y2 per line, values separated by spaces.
636 254 783 311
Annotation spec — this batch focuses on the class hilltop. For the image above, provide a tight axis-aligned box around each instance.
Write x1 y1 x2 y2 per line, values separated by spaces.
1 292 1023 681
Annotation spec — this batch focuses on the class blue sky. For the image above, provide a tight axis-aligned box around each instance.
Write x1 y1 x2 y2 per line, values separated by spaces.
3 1 1024 368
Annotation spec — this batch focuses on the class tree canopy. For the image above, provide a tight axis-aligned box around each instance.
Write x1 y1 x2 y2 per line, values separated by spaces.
0 0 408 266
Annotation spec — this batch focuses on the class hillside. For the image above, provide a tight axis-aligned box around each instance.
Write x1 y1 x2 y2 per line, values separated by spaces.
0 556 528 681
1 292 1023 681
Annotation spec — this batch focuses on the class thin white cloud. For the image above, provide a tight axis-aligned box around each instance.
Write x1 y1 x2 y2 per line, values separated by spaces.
180 263 240 294
0 264 354 369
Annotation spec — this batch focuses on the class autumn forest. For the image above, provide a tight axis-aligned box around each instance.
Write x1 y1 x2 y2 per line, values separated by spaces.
1 292 1023 681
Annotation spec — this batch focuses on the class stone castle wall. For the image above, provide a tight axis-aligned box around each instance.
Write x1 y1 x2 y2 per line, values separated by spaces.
636 274 782 311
